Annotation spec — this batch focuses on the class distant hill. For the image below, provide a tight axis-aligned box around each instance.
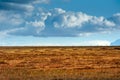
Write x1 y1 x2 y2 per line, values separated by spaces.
111 39 120 46
109 14 120 46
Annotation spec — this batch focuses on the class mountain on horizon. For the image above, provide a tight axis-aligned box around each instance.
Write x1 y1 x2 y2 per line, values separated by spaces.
111 39 120 46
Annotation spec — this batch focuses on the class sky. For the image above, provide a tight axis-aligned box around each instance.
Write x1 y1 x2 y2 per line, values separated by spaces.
0 0 120 46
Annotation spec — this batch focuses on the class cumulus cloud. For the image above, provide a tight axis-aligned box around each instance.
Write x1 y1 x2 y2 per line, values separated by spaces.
51 8 115 29
41 8 117 36
8 9 51 36
53 12 92 28
0 8 120 37
0 11 24 31
109 13 120 26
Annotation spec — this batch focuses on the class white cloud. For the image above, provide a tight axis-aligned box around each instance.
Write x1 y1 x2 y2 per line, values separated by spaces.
0 11 23 25
0 11 24 31
109 13 120 26
70 40 111 46
8 9 51 36
91 16 115 27
52 8 66 15
28 21 45 28
87 40 111 46
23 40 111 46
113 13 120 16
51 8 115 29
33 0 50 4
0 8 120 37
53 11 92 28
25 20 45 34
10 3 34 12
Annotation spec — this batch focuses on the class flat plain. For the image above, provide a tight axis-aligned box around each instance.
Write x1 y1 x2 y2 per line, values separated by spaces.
0 46 120 80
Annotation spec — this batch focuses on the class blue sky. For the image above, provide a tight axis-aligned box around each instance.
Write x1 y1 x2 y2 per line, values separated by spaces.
0 0 120 46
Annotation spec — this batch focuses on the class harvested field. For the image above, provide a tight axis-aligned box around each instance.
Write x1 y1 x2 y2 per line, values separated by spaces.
0 46 120 80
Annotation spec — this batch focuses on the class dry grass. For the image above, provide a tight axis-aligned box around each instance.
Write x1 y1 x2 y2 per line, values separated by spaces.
0 46 120 80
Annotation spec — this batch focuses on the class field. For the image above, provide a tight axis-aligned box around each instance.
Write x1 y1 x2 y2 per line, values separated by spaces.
0 46 120 80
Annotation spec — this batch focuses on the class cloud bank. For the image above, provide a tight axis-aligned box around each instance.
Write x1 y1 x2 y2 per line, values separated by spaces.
0 4 120 37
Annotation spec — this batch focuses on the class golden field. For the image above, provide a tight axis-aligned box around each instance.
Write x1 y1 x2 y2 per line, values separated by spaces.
0 46 120 80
